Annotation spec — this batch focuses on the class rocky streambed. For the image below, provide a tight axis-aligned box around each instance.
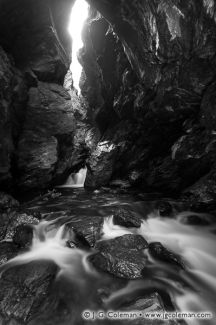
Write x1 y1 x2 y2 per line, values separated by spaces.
0 190 215 325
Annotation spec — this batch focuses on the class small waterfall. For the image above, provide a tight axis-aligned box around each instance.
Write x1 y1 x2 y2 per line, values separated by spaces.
58 167 87 188
0 218 95 283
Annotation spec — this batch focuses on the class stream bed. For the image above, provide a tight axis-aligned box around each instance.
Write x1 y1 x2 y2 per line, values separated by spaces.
0 189 215 325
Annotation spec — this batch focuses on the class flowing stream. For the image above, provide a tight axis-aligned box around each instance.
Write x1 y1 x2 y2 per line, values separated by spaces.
0 189 216 324
102 214 216 324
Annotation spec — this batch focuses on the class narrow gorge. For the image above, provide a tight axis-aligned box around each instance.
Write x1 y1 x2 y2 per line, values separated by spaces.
0 0 216 324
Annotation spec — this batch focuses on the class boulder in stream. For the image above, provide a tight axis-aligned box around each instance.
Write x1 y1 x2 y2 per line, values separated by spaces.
89 234 148 279
67 216 104 247
113 208 142 228
13 224 34 248
0 261 57 323
148 242 185 270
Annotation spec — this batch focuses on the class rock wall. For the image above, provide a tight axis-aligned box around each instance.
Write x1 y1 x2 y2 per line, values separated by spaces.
0 0 82 191
1 0 216 201
80 0 216 203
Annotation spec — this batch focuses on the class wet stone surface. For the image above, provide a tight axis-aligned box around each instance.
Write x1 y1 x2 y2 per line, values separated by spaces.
148 242 185 270
157 201 173 217
178 213 213 226
67 216 104 247
89 235 148 279
13 224 34 248
0 190 211 325
113 208 142 228
0 242 19 266
0 261 58 323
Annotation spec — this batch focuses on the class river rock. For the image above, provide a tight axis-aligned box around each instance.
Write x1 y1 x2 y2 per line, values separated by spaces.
0 242 19 266
67 216 103 247
0 211 39 242
13 224 34 248
179 214 211 226
89 235 148 279
148 242 185 270
113 208 142 228
0 261 57 323
157 201 173 217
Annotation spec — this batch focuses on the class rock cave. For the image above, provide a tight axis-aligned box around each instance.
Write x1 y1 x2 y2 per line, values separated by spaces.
0 0 216 324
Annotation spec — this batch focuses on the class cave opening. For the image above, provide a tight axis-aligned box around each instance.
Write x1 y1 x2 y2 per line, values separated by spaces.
68 0 89 93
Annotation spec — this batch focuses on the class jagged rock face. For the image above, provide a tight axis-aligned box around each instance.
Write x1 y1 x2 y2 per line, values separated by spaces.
1 0 216 197
0 0 85 191
0 48 15 187
17 82 76 189
80 0 216 198
0 0 74 84
0 47 28 190
87 0 216 88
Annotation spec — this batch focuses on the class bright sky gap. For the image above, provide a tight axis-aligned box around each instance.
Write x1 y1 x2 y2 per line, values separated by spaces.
68 0 89 93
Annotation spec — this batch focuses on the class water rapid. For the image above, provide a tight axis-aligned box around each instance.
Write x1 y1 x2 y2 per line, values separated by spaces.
0 191 216 324
102 213 216 324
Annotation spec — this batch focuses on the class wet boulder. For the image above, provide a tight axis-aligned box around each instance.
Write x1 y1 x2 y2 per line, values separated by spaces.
5 213 39 241
113 208 142 228
0 261 58 323
0 211 39 242
157 201 173 217
89 235 148 279
116 293 179 325
148 242 185 270
13 224 34 248
0 242 19 266
182 169 216 210
67 216 103 247
178 213 213 226
69 228 91 250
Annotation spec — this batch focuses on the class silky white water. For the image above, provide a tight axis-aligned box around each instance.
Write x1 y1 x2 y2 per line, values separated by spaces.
0 218 94 285
1 201 216 324
57 167 87 188
102 213 216 324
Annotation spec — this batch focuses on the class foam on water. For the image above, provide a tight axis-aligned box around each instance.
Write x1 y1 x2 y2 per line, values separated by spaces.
102 213 216 324
1 203 216 324
57 167 87 188
0 219 95 285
